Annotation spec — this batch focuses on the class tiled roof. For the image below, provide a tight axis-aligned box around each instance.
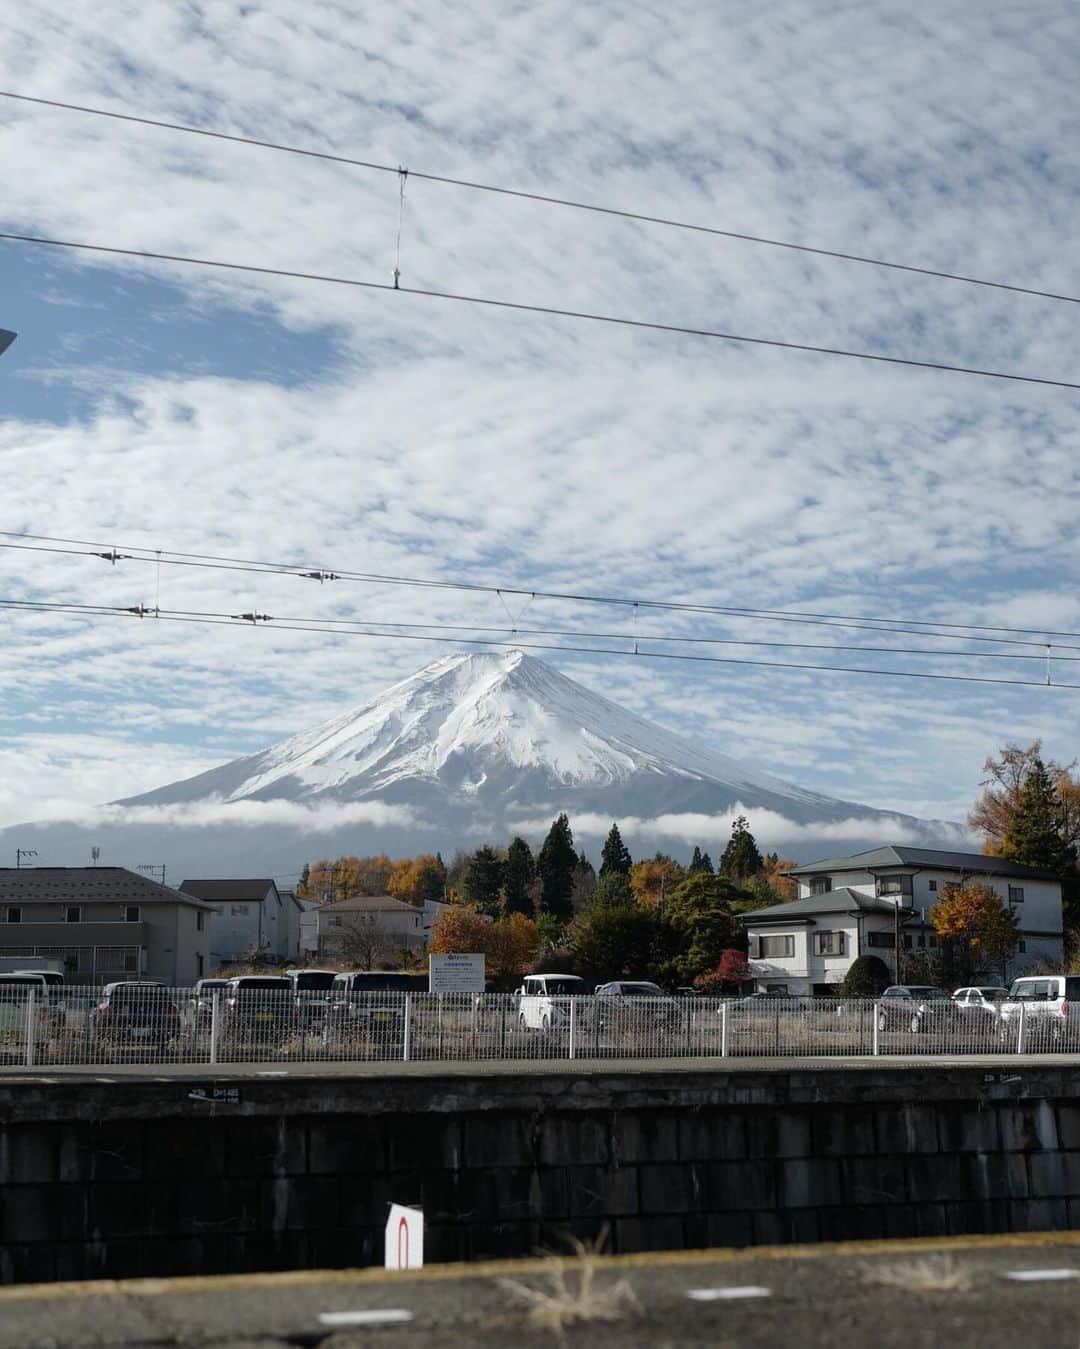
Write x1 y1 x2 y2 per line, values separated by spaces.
180 879 278 903
786 845 1061 881
317 894 420 914
0 867 214 908
742 886 898 923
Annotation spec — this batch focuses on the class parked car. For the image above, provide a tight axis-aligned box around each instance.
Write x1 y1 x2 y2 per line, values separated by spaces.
594 981 681 1032
89 982 182 1050
516 973 588 1032
184 977 230 1032
222 976 293 1042
284 969 338 1029
0 973 66 1044
874 985 964 1034
998 975 1080 1048
952 986 1008 1016
322 971 414 1047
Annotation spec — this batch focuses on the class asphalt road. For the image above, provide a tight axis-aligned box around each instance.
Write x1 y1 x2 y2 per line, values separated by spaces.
4 1232 1080 1347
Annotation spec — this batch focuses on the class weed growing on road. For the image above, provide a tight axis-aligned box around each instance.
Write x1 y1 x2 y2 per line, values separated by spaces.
863 1255 973 1293
498 1234 641 1336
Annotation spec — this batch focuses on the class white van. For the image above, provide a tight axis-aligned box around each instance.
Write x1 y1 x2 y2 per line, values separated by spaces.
516 973 587 1031
999 974 1080 1048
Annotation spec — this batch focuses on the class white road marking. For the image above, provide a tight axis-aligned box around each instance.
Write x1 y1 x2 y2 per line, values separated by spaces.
1003 1268 1080 1282
687 1286 772 1301
318 1308 415 1325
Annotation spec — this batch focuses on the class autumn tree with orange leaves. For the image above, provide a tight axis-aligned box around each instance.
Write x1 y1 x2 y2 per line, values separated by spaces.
930 881 1020 985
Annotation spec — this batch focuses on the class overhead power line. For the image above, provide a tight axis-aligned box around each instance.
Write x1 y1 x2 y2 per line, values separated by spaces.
1 595 1075 691
2 529 1078 650
3 89 1078 309
2 230 1079 391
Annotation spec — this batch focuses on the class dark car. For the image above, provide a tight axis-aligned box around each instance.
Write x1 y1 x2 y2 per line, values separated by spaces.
284 969 338 1029
874 985 962 1034
323 971 415 1049
593 981 682 1033
89 982 182 1050
223 976 293 1042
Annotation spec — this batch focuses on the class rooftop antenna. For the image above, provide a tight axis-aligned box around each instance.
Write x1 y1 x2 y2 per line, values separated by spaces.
90 846 100 866
15 848 37 869
138 863 166 886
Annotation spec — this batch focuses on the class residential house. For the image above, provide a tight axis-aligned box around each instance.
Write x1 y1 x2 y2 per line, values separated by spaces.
179 878 300 965
317 894 425 964
742 846 1063 994
0 867 214 985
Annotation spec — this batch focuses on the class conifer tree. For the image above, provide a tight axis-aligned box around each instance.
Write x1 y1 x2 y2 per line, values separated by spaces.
537 813 577 922
463 845 505 917
503 836 536 917
1004 757 1078 874
719 816 763 882
599 822 633 877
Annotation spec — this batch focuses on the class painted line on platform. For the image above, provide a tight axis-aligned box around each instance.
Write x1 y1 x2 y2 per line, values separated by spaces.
687 1286 772 1301
318 1309 414 1325
1002 1268 1080 1282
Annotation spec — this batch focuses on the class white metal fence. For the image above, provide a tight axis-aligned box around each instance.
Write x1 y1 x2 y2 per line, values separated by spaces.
1 987 1077 1068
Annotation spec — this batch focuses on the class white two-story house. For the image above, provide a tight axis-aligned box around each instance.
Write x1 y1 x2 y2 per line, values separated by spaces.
743 845 1064 995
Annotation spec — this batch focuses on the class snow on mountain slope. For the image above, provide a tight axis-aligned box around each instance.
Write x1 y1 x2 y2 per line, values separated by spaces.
122 651 897 827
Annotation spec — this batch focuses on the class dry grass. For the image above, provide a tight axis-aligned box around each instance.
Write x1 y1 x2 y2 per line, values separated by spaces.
863 1255 973 1293
498 1232 642 1336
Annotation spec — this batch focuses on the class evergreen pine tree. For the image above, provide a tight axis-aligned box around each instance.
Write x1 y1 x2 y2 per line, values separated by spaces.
1004 757 1077 873
689 846 703 872
699 851 714 874
719 816 763 882
537 813 577 922
599 822 633 877
503 836 536 917
463 845 505 916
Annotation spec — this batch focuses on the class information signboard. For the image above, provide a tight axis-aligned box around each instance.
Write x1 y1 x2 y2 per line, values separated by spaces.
428 952 485 994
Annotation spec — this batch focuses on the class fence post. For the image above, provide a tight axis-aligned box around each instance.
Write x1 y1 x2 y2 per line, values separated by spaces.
209 991 220 1066
24 990 36 1068
1017 1001 1026 1055
720 999 729 1058
403 994 411 1062
568 997 576 1060
872 1000 879 1056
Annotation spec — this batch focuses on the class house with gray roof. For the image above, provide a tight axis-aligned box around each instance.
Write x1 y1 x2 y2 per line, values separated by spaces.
179 878 301 965
743 845 1063 994
0 867 214 985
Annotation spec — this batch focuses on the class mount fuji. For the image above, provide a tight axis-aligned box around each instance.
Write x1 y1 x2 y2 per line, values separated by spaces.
7 652 957 875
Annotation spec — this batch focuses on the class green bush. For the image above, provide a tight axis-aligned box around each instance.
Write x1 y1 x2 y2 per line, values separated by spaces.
840 954 891 997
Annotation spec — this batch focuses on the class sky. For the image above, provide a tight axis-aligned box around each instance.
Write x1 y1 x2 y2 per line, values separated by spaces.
2 0 1080 851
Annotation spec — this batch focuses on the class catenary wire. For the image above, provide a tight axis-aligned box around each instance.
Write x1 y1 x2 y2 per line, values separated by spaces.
2 230 1080 391
1 531 1078 650
3 89 1079 309
1 597 1076 691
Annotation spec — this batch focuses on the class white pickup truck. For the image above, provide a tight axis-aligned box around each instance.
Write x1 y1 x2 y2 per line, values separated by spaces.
515 973 587 1031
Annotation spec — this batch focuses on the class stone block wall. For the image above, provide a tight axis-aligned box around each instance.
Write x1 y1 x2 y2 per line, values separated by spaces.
1 1063 1080 1282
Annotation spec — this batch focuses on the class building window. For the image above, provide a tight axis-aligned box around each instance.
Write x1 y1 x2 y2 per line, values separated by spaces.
63 952 80 975
1019 940 1027 954
903 935 913 949
813 931 844 955
65 906 81 924
230 904 249 916
867 931 895 949
122 953 137 973
759 934 795 959
6 907 21 924
197 954 205 978
809 876 832 896
124 906 140 923
197 911 205 932
928 880 937 892
877 876 912 898
1008 886 1025 904
928 933 938 948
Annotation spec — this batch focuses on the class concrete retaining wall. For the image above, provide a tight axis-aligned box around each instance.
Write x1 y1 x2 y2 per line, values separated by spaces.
2 1061 1079 1282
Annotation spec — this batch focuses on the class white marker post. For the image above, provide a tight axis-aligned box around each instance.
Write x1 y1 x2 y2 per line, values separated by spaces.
385 1203 424 1270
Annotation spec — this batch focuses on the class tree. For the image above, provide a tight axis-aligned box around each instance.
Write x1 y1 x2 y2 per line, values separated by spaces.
663 871 743 986
1005 757 1078 874
760 853 797 902
629 856 685 909
503 837 536 917
839 955 891 997
570 905 670 982
429 904 491 955
688 846 714 874
719 816 763 883
537 814 577 922
463 846 505 916
600 823 633 878
694 948 751 992
387 853 446 905
485 912 541 985
586 872 634 911
931 881 1021 984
